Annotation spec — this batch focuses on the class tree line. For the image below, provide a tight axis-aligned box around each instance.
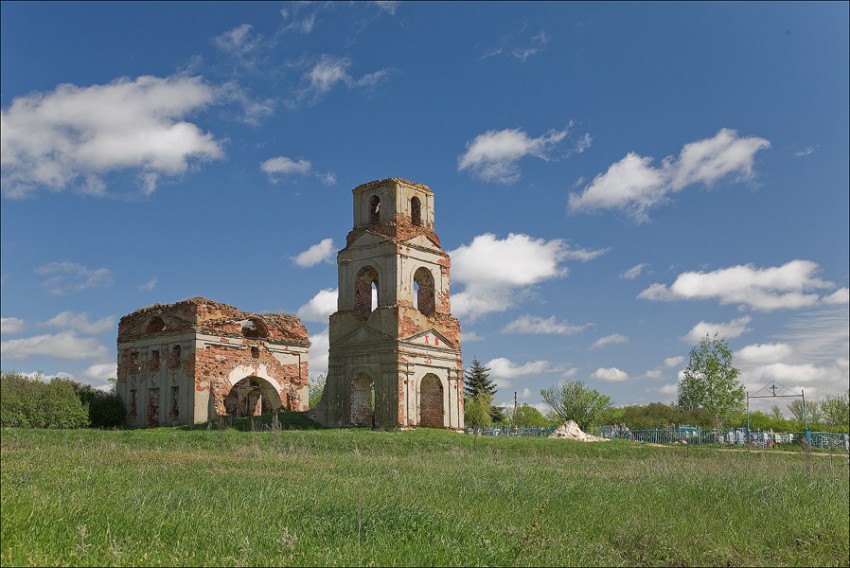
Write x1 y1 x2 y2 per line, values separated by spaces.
0 371 125 429
464 335 849 433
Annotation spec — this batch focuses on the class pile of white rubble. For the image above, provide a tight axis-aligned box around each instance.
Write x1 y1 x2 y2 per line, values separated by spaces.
548 420 609 442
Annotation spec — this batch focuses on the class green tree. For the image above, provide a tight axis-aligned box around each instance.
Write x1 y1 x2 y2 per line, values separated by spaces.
677 335 745 430
73 382 125 428
309 373 326 409
509 403 551 427
598 405 625 426
770 404 784 421
463 359 504 423
820 392 849 429
622 402 678 429
787 399 822 428
464 391 493 429
540 380 611 431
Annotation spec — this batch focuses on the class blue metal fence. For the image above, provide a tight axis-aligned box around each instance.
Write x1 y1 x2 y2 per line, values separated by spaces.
594 425 849 449
465 426 557 437
464 423 850 450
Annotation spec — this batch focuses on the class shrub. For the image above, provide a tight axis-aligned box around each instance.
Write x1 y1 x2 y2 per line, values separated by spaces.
0 371 89 429
74 383 125 428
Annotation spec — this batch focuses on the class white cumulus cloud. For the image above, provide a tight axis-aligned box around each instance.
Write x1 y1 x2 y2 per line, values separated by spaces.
592 367 630 381
569 128 770 223
294 55 390 105
260 155 335 185
1 75 224 198
1 331 109 361
261 155 311 177
458 126 568 183
621 263 649 280
1 317 25 335
589 334 629 350
82 363 118 382
35 262 113 296
486 357 550 383
735 343 794 365
683 316 752 343
43 311 115 334
562 244 610 262
214 24 262 57
664 356 684 368
502 315 588 335
461 331 485 342
640 260 835 312
296 288 338 323
823 288 849 305
741 362 834 385
292 238 336 267
449 233 570 320
308 327 329 379
137 277 158 292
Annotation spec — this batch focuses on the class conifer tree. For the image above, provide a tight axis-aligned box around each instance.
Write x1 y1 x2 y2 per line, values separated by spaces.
464 358 504 424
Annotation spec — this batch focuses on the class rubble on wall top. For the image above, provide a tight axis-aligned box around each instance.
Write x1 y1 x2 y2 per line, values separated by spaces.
118 297 309 345
353 178 433 194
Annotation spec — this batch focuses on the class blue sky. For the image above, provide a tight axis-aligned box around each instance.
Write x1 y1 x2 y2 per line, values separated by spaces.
2 2 848 415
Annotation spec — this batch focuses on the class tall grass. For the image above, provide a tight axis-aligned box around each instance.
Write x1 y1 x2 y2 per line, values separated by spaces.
1 427 847 566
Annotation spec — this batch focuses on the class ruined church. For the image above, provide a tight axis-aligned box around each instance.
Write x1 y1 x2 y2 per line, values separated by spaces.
116 178 463 429
116 298 310 427
311 178 464 429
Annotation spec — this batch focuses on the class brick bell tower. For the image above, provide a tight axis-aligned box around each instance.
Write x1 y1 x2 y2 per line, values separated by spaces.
311 178 464 429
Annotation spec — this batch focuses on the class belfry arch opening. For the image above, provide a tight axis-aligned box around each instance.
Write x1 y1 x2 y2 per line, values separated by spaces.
411 196 422 226
355 266 379 320
413 267 435 316
350 373 375 426
419 374 444 428
241 318 269 339
146 316 166 334
369 195 381 225
223 377 281 418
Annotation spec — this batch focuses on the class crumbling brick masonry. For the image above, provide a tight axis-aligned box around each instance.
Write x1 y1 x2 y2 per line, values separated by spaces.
311 178 464 430
117 297 310 427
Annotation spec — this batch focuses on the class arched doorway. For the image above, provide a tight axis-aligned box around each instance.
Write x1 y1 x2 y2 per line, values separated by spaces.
223 377 281 417
419 374 444 428
351 372 375 426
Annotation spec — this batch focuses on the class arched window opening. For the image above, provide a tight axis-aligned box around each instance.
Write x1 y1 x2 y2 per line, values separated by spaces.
351 373 375 427
369 195 381 225
251 346 260 359
146 316 166 335
223 376 281 418
149 349 161 370
242 318 268 339
147 388 160 427
170 345 182 369
129 389 138 420
411 196 422 226
169 386 180 424
355 266 379 320
419 374 444 428
129 350 140 371
413 267 435 316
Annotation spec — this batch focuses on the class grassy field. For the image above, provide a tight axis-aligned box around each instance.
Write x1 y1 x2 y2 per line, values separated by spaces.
1 425 848 567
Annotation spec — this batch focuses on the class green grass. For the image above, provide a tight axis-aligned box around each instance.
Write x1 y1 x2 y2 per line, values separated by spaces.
1 427 848 567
